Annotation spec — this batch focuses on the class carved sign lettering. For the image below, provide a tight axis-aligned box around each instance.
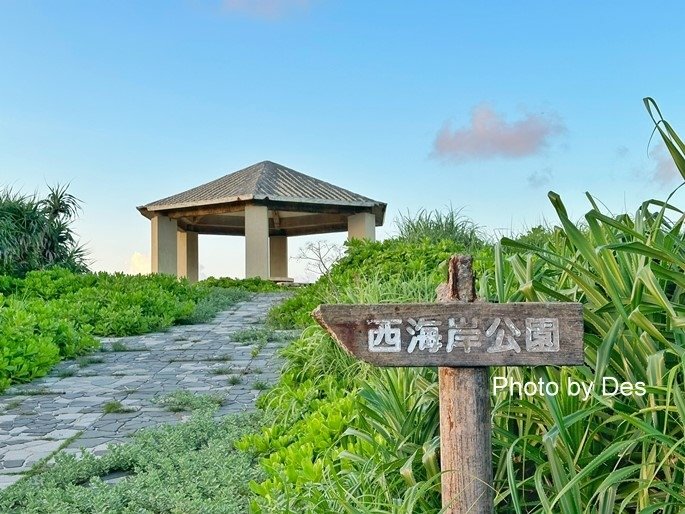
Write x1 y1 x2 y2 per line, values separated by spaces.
313 303 583 367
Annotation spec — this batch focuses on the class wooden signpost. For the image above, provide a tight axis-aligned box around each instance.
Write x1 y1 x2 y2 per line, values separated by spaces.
313 255 584 513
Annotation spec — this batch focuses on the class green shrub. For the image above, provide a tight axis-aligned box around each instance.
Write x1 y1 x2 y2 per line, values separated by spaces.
240 384 356 513
201 276 282 292
0 296 98 388
268 283 323 328
268 237 492 329
0 301 60 390
0 270 271 391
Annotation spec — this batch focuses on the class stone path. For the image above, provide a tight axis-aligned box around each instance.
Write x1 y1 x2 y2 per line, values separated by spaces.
0 292 293 489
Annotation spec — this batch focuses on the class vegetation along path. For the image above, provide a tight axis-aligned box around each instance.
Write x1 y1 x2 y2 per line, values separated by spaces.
0 291 293 488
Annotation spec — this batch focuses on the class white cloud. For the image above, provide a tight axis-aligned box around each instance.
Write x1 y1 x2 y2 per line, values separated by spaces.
432 104 566 162
127 252 151 275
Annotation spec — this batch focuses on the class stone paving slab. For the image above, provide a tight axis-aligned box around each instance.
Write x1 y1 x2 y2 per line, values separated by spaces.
0 292 294 488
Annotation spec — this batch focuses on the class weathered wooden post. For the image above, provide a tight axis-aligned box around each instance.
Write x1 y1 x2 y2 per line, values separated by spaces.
436 255 491 512
313 255 584 513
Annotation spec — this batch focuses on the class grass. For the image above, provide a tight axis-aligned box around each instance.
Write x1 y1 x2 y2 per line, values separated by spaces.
0 411 264 513
2 399 22 411
57 368 76 378
102 400 136 414
230 326 276 344
156 390 225 412
108 342 147 352
252 380 269 391
230 326 291 359
228 375 242 385
76 356 105 367
231 326 295 345
395 204 486 251
21 388 62 396
206 354 232 362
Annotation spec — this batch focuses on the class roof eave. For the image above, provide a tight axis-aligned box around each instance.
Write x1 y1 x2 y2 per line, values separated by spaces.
140 194 257 213
140 194 384 214
374 202 387 226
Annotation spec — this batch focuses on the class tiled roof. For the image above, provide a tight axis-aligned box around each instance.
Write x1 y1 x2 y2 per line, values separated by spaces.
141 161 384 211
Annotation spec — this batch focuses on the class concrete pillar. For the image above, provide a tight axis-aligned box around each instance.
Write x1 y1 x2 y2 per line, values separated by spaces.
177 231 199 283
347 212 376 241
245 204 269 278
269 236 288 278
151 215 178 275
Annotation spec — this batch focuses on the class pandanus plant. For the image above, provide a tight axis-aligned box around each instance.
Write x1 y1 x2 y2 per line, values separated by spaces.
0 183 88 277
488 99 685 513
645 97 685 182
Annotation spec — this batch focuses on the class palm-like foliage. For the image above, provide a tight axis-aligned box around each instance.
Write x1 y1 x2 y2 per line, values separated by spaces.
395 205 486 253
494 190 685 513
645 97 685 181
0 184 88 276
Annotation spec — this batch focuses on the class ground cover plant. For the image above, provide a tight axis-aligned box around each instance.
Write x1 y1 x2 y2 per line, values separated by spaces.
155 390 225 412
201 276 282 293
231 327 280 344
0 409 264 513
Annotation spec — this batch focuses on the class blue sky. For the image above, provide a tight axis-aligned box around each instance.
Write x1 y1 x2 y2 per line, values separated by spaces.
2 1 684 280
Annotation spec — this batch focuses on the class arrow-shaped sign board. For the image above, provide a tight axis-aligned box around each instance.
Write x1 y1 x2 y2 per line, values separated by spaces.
313 302 584 367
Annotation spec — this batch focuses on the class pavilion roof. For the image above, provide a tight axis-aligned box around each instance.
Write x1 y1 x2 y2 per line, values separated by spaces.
140 160 384 212
137 161 386 236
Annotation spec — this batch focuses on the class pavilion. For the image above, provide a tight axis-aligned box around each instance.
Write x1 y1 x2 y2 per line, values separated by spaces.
137 161 386 282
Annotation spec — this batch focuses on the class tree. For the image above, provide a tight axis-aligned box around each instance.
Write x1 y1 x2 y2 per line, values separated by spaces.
0 184 88 277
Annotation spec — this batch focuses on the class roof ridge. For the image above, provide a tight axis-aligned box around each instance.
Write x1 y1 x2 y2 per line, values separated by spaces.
253 161 273 195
